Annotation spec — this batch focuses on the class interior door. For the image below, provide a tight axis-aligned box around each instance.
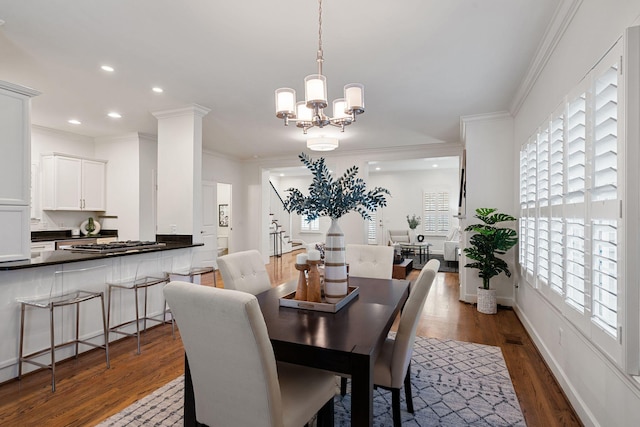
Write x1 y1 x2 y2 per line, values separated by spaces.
201 181 217 253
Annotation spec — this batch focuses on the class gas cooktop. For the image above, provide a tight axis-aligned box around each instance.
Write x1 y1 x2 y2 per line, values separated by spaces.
65 241 167 253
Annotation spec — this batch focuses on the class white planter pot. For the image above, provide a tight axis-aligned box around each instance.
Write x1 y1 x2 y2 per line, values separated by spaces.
324 218 348 303
409 228 417 244
477 287 497 314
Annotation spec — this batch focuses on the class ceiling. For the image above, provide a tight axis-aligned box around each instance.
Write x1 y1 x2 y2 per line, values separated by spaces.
0 0 559 160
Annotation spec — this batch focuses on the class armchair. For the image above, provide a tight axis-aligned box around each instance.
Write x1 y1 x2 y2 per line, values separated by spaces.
388 229 410 246
443 227 460 262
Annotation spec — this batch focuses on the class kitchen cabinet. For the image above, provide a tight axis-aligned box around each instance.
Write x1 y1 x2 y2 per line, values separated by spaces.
41 154 107 211
0 80 39 262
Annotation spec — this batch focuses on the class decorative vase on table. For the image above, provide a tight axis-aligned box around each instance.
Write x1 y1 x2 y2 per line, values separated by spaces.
324 218 348 303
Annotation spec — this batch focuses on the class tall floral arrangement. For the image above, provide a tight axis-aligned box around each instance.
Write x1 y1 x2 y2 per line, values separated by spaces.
283 153 390 220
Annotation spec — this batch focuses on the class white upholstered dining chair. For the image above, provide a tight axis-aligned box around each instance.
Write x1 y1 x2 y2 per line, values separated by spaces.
374 259 439 427
346 244 394 279
163 281 336 427
217 249 271 295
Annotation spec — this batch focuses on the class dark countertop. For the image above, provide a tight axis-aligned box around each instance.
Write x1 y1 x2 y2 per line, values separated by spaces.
0 242 201 271
31 229 119 242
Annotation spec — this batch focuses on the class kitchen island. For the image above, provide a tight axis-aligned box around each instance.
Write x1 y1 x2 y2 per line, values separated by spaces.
0 242 201 384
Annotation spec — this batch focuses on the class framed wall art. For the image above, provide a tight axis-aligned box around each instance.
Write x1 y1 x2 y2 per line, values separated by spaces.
219 204 229 227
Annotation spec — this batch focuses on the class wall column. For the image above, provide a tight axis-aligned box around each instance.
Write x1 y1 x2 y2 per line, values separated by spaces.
152 104 210 243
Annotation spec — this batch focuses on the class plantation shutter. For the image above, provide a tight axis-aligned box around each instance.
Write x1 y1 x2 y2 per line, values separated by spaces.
423 191 450 233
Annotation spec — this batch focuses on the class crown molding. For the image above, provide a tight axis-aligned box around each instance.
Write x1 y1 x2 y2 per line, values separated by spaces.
0 80 41 97
459 111 512 142
509 0 583 116
151 104 211 120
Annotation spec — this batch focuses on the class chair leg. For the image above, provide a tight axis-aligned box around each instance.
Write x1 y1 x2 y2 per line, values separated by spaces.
317 397 334 427
404 363 414 413
100 293 110 368
340 376 348 396
49 306 56 392
134 287 141 354
74 302 80 358
107 285 113 341
392 388 401 427
18 303 25 379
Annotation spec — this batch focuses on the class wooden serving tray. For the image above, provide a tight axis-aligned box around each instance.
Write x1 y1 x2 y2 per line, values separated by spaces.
279 286 359 313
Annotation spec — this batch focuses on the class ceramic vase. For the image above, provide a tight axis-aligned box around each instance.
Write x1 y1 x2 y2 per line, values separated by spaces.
477 287 497 314
324 217 348 303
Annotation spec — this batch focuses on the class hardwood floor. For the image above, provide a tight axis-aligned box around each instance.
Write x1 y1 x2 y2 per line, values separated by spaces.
0 250 582 426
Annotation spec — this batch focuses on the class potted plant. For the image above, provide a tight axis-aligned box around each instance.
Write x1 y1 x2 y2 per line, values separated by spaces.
284 153 390 301
463 208 518 314
406 214 420 243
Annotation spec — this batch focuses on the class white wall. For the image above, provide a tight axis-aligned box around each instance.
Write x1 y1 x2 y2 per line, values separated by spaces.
95 133 157 241
512 2 640 426
459 113 515 305
202 150 246 254
368 167 460 252
248 145 464 260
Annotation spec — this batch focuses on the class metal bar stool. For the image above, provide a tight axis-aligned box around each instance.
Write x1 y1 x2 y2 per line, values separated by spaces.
17 264 110 392
166 248 218 287
106 257 171 354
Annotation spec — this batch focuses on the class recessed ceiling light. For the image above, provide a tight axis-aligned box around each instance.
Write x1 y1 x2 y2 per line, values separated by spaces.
432 164 439 168
375 167 381 171
279 173 285 177
68 119 81 125
107 112 122 118
101 65 114 72
152 87 164 93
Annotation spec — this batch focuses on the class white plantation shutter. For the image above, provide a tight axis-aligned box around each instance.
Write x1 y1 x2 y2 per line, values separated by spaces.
566 93 586 204
300 215 319 232
537 127 550 207
368 211 377 243
423 191 450 233
517 39 627 367
565 218 586 313
592 219 618 337
549 113 564 206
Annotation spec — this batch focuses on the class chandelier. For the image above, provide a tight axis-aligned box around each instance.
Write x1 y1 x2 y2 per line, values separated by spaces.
275 0 365 135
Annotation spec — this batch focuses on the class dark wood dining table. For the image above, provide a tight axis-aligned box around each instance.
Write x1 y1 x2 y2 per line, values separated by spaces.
183 276 410 426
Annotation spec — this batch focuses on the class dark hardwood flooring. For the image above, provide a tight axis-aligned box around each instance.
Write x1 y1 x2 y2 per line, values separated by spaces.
0 250 582 426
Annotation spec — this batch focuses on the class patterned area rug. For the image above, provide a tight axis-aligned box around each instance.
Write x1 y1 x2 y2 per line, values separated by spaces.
97 337 525 426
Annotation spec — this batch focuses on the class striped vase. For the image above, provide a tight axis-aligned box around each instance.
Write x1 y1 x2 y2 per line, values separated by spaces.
324 217 348 303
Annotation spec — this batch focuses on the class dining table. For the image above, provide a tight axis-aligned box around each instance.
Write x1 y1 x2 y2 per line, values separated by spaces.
183 275 411 427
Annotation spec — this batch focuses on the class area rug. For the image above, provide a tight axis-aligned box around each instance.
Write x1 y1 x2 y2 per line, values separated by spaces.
96 337 525 426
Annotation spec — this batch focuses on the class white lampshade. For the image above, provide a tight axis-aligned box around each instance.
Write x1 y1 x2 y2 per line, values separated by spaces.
307 137 339 151
344 83 364 114
296 101 313 122
275 88 296 118
305 74 328 108
332 98 349 119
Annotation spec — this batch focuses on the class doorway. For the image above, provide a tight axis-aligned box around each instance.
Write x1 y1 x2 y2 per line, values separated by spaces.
217 182 232 256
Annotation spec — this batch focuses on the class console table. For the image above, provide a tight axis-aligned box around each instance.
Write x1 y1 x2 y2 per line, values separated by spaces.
392 258 413 279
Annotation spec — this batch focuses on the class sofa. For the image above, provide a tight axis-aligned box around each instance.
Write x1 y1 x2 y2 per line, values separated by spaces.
443 227 460 262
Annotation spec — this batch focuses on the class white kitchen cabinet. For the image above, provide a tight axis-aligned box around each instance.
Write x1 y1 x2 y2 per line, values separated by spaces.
0 81 39 262
41 154 107 211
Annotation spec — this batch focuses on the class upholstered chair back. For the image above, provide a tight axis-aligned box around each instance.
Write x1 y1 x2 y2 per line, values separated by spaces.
389 259 438 388
346 244 394 279
164 282 283 425
217 250 271 295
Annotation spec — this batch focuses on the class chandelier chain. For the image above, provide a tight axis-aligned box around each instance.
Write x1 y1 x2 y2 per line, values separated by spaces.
317 0 323 74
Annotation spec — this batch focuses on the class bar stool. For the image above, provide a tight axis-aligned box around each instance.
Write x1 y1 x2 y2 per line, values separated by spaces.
106 257 170 354
17 264 110 392
167 248 218 286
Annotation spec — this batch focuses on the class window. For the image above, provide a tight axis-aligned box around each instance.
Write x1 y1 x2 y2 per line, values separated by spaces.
367 211 377 244
518 41 625 367
423 191 450 233
300 215 319 232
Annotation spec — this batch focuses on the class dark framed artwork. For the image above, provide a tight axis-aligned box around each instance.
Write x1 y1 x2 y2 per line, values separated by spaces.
219 204 229 227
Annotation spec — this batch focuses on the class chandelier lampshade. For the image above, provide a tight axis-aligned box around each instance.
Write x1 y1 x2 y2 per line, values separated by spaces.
307 137 339 151
274 0 364 136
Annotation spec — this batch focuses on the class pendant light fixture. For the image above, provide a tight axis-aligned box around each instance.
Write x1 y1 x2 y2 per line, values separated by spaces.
275 0 365 136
